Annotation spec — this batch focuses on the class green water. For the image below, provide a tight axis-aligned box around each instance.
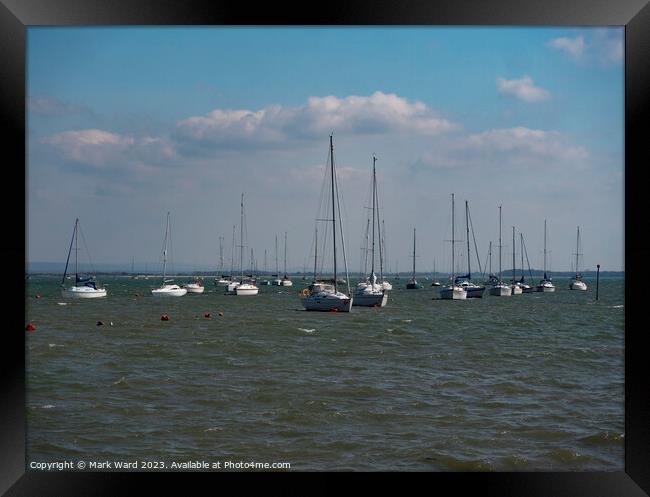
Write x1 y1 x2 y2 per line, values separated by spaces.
26 275 624 471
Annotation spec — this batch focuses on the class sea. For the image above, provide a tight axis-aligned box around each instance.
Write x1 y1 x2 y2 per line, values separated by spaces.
25 275 624 471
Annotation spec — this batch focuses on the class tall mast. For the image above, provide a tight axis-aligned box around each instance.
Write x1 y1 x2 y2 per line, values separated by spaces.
489 241 492 275
375 165 384 283
512 226 515 283
543 219 547 277
313 226 318 282
162 212 169 282
451 194 455 282
61 218 77 286
330 134 337 292
275 235 279 275
520 232 524 282
240 193 244 281
230 225 235 276
284 231 288 277
465 200 470 280
371 155 377 277
575 226 580 275
498 205 502 281
75 218 79 278
264 249 267 275
219 236 224 273
363 218 370 276
412 228 416 280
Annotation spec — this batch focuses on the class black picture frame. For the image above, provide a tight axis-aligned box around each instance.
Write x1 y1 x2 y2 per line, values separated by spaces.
3 0 648 494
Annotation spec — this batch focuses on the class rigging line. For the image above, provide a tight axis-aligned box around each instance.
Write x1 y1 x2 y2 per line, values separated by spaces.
467 203 483 276
77 221 97 277
333 146 350 293
61 219 76 286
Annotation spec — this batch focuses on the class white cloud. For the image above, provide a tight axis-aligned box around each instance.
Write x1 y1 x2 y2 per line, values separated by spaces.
547 36 586 59
547 30 623 65
175 91 458 148
41 129 175 169
496 76 550 103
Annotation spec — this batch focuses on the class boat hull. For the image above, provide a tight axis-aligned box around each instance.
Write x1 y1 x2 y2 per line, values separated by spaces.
280 280 293 286
352 291 388 307
536 285 556 292
489 285 512 296
464 286 485 298
235 284 259 296
439 286 467 300
406 282 422 289
62 287 107 299
510 284 523 295
302 294 352 312
569 281 587 291
184 284 205 294
521 285 534 293
152 285 187 297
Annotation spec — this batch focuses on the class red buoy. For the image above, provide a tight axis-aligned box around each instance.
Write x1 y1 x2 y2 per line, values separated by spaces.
161 313 169 321
35 294 41 299
204 312 212 318
329 307 339 312
26 323 36 332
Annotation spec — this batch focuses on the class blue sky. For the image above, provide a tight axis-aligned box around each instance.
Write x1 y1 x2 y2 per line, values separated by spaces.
27 26 624 274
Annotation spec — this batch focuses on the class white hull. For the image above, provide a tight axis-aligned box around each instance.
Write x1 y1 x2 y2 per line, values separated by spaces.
62 286 107 299
570 280 587 291
460 284 485 298
380 281 393 291
226 281 241 294
215 279 231 286
152 285 187 297
302 293 352 312
184 283 205 294
489 285 512 296
280 279 293 286
272 279 282 286
536 284 556 292
235 283 259 296
352 290 388 307
439 286 467 300
510 284 523 295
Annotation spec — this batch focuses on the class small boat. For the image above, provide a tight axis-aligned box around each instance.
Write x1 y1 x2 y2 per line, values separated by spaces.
488 205 511 297
439 194 467 300
302 135 353 311
152 212 187 297
431 259 441 286
406 228 422 289
214 236 231 285
353 155 388 307
60 218 107 299
184 277 205 294
536 219 555 292
569 226 588 291
258 249 271 285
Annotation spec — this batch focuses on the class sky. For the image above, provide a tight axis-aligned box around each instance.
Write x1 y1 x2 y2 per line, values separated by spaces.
27 26 624 275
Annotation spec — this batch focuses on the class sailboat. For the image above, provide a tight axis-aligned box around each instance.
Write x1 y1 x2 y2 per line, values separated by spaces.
152 212 187 297
271 235 282 286
215 236 231 285
301 134 353 312
184 276 205 294
509 227 523 295
439 194 467 299
488 205 512 296
431 259 441 286
536 219 555 292
280 232 293 286
453 200 485 298
234 193 259 296
518 232 534 293
226 225 241 294
406 228 422 289
353 155 388 307
60 218 107 298
259 249 271 285
569 226 588 291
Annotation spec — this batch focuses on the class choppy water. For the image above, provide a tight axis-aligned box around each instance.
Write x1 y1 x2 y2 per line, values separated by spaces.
26 275 624 471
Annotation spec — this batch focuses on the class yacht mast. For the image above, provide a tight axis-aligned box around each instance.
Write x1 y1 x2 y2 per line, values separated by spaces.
371 155 376 278
330 134 337 293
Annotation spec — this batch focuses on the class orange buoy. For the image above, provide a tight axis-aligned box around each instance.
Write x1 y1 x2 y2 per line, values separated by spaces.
26 323 36 332
161 313 169 321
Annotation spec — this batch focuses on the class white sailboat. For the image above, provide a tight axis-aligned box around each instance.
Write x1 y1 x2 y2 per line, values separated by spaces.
536 219 555 292
353 155 388 307
488 205 512 296
259 249 271 285
152 212 187 297
518 232 534 293
234 193 259 296
302 134 353 312
453 200 485 298
184 276 205 294
225 225 240 294
569 226 588 291
439 194 467 300
406 228 422 289
271 235 282 286
60 218 107 298
215 236 231 285
280 232 293 286
509 226 523 295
